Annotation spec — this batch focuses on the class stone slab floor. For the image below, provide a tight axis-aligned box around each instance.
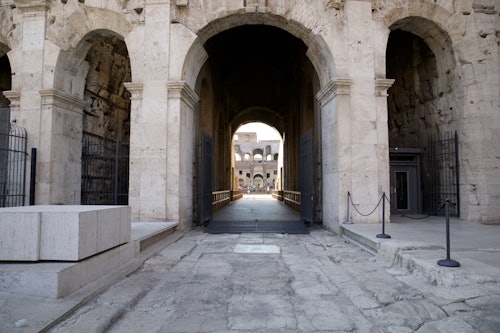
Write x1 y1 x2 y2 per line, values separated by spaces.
48 228 500 333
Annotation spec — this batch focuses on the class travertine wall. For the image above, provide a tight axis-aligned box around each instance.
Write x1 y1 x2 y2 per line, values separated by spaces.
83 36 131 141
0 0 497 230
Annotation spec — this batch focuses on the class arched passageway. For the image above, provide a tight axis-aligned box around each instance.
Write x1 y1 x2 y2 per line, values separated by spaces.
193 24 322 225
79 33 132 205
386 17 461 217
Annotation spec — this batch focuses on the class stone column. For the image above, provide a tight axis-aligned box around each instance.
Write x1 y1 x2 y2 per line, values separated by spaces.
7 2 51 204
125 78 169 221
375 78 395 219
38 89 86 204
336 0 387 225
9 2 88 205
125 0 171 222
123 82 144 220
318 78 351 233
167 81 198 230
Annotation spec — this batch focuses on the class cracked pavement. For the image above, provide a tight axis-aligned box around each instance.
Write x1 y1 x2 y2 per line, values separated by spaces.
48 228 500 333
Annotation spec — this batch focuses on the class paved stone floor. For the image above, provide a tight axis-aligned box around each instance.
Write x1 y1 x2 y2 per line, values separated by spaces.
48 228 500 333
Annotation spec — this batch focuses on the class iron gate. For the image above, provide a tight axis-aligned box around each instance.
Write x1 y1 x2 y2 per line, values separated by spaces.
428 131 459 217
0 122 28 207
199 132 213 224
81 135 129 205
300 130 313 223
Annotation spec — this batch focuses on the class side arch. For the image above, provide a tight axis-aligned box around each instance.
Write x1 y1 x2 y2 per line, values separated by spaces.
52 8 133 97
380 4 458 77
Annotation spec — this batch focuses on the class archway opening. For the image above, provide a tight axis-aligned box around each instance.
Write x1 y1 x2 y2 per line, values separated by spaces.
79 33 131 205
194 24 322 224
386 19 459 216
233 122 282 193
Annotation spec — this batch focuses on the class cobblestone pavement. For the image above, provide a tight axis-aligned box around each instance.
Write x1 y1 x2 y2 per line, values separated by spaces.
49 228 500 333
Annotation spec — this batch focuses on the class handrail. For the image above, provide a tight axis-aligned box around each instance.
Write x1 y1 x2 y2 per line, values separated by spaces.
231 189 243 201
212 189 243 212
271 190 283 201
282 190 301 212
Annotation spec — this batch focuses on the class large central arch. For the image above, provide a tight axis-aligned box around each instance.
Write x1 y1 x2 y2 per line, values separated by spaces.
176 13 337 228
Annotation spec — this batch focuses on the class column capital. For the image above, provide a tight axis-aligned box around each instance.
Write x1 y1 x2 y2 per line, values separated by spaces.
39 89 87 114
375 78 395 97
2 90 21 108
315 78 351 106
123 82 144 100
167 81 199 109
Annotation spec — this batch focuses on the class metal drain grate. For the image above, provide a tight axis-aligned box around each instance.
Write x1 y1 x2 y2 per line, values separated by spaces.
205 220 309 234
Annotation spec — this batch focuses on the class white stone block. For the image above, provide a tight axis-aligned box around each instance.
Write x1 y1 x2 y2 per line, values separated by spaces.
0 212 41 261
0 205 131 261
39 210 98 261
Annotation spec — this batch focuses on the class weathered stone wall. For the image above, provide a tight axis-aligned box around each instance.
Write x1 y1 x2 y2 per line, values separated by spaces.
0 0 497 226
387 30 440 149
83 36 131 142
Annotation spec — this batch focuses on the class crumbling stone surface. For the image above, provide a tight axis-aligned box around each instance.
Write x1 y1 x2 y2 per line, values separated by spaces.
48 230 500 333
83 36 131 141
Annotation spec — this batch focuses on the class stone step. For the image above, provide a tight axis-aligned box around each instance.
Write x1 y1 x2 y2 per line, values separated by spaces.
341 226 379 255
341 224 500 288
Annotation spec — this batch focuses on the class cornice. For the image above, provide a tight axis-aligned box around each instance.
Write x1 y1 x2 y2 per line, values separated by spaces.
375 79 395 97
39 89 88 114
123 82 144 100
315 78 351 107
167 81 199 109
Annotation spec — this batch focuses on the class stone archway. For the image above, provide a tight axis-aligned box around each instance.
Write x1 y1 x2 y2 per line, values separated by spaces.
386 16 461 217
79 33 132 205
184 18 331 226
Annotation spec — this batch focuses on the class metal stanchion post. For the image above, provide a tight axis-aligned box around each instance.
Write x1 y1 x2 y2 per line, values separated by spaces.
376 192 391 239
438 199 460 267
343 191 352 224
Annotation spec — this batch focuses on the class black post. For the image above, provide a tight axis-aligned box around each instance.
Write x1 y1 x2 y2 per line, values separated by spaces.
343 191 352 224
29 148 36 205
377 192 391 239
438 199 460 267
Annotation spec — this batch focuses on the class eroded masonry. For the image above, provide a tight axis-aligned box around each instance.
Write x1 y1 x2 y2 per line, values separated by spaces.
0 0 498 231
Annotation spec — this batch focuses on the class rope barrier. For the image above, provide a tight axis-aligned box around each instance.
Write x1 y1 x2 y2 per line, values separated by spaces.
347 191 384 217
384 194 446 219
345 191 461 268
345 191 447 222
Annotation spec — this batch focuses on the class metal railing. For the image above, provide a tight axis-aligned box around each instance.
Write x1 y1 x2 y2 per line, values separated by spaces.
231 189 243 201
271 190 283 201
211 189 244 212
212 190 231 211
428 131 460 217
281 190 301 212
0 122 28 207
81 135 129 205
271 190 301 212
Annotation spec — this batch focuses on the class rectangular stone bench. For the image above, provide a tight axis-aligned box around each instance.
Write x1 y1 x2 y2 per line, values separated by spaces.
0 205 131 261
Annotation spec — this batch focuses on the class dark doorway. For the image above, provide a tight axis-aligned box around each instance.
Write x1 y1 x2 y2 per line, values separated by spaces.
389 150 422 215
